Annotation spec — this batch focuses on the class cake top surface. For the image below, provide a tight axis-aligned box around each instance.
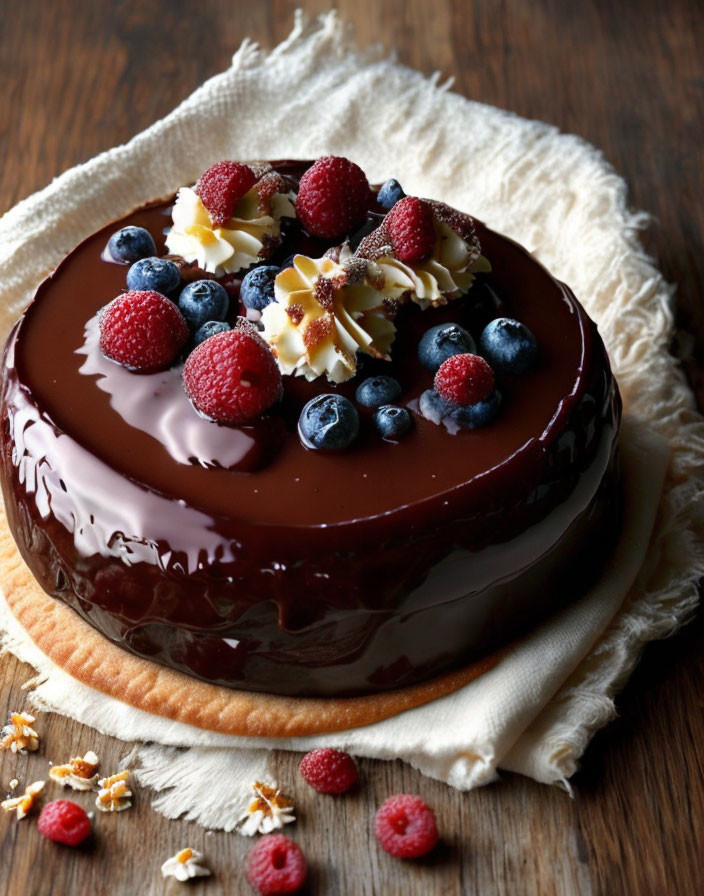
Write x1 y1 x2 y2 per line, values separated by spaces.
8 160 593 530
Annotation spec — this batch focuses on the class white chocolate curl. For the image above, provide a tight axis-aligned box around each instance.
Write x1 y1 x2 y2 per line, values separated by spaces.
165 185 295 276
262 252 397 383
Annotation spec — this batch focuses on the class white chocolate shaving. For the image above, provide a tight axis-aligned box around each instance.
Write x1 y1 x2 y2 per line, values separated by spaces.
49 750 100 791
0 712 39 754
1 780 45 820
95 769 132 812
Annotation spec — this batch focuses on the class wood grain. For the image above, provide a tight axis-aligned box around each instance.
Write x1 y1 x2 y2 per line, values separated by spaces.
1 1 702 894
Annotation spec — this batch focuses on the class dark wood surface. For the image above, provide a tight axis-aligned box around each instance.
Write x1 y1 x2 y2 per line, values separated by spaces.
1 1 702 893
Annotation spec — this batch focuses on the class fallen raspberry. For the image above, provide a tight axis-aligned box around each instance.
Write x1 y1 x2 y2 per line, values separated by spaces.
183 327 282 424
37 800 91 847
299 748 359 795
374 794 438 859
245 834 307 895
434 353 495 407
196 161 257 227
99 290 189 372
296 156 371 239
385 196 436 263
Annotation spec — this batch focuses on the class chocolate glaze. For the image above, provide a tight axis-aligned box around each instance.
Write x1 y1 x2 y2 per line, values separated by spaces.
0 162 622 696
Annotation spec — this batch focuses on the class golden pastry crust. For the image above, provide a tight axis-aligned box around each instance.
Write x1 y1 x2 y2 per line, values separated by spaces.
0 506 501 737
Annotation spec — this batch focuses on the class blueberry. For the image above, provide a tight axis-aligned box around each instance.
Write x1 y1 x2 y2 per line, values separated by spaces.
419 388 500 430
355 375 402 408
240 265 281 312
447 390 501 429
479 318 537 375
377 178 406 210
177 280 229 330
298 394 359 451
192 320 230 348
374 405 413 440
107 226 156 263
418 322 476 372
126 257 181 295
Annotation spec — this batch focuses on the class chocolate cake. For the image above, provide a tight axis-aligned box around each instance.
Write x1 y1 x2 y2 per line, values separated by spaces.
0 159 621 697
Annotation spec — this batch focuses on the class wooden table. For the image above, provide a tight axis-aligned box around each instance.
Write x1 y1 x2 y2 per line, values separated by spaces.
1 1 702 893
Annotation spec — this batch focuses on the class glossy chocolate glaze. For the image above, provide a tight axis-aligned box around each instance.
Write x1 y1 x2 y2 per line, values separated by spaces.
0 162 622 696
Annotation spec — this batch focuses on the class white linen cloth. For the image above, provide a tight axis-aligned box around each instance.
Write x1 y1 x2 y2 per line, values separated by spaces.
1 12 702 830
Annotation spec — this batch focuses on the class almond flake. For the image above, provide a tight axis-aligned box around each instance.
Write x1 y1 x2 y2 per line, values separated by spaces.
49 750 100 791
0 712 39 754
237 781 295 836
1 780 45 820
160 847 211 882
95 769 132 812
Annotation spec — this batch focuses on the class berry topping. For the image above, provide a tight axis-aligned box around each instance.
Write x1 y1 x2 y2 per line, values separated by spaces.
37 800 91 847
126 256 181 295
480 317 538 375
107 226 156 263
374 794 438 859
434 353 495 407
183 327 282 425
296 156 372 240
419 387 500 431
374 405 413 440
418 322 476 372
99 290 189 372
245 834 307 895
377 178 406 210
298 394 359 451
192 319 230 348
355 375 402 408
448 390 501 429
299 748 359 795
177 279 229 330
241 265 281 312
385 196 436 264
196 160 257 228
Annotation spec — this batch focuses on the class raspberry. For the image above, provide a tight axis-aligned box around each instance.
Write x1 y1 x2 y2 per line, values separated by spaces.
299 748 359 795
196 161 257 227
434 353 495 407
296 156 372 239
99 290 189 372
183 327 282 424
37 800 91 847
385 197 436 263
245 834 307 895
374 794 438 859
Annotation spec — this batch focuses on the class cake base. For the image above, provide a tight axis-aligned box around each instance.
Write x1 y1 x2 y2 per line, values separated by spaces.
0 505 503 738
